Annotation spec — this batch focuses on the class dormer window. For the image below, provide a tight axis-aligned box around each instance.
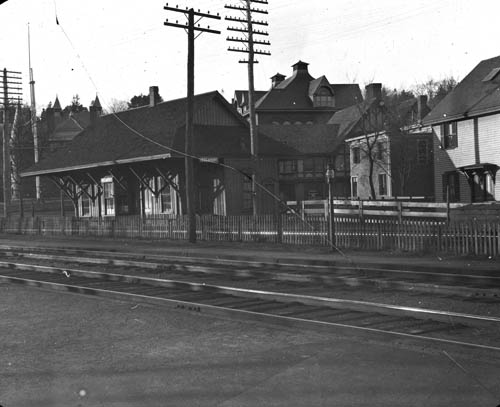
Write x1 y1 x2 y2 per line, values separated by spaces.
482 67 500 82
313 86 335 107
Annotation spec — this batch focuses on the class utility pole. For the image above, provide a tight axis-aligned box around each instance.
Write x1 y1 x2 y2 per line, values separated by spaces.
28 24 41 200
164 3 220 243
225 0 270 216
1 68 22 217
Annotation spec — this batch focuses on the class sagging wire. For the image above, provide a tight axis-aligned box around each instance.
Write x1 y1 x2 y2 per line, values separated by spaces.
52 1 352 261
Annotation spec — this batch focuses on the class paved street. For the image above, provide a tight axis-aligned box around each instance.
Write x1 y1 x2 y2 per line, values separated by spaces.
1 283 499 407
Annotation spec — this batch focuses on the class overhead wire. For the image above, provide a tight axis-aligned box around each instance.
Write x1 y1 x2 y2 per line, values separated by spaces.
51 1 351 260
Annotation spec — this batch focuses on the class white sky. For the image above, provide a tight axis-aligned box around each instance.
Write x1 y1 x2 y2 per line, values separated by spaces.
0 0 498 112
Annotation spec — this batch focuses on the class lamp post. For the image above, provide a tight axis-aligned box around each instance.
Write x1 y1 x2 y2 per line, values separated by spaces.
325 165 335 249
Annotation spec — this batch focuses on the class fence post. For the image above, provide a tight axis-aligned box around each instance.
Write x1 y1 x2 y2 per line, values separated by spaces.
276 213 283 244
437 223 442 253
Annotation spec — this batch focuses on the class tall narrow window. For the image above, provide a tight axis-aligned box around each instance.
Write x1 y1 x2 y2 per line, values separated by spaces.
378 173 387 196
376 142 384 160
352 147 361 164
102 180 115 216
159 178 172 213
351 176 358 198
442 121 458 149
80 185 92 217
442 171 460 202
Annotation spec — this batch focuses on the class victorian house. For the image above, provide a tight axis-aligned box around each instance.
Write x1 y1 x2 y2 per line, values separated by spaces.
423 55 500 203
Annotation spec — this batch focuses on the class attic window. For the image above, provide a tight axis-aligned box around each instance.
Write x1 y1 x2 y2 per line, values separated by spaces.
482 67 500 82
313 87 335 107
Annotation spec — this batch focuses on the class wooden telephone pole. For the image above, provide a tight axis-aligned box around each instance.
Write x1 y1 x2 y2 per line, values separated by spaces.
225 0 270 216
163 3 220 243
1 68 22 217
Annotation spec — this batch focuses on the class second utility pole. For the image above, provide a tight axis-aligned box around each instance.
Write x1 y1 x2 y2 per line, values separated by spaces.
164 4 220 243
225 0 270 216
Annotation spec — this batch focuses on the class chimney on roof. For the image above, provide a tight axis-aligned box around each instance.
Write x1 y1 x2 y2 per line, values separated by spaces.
417 94 430 123
149 86 160 107
292 61 309 74
271 73 286 88
365 83 382 101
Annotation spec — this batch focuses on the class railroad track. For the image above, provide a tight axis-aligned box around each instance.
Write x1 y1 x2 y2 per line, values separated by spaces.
0 246 499 356
1 244 499 299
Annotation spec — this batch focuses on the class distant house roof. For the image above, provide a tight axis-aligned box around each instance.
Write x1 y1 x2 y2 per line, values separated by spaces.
232 90 268 112
255 61 362 112
50 111 90 142
21 91 291 177
259 124 341 155
423 55 500 125
328 97 382 139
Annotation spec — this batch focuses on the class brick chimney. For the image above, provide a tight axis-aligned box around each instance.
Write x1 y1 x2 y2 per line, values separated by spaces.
149 86 160 107
271 73 286 88
417 95 430 123
365 83 382 101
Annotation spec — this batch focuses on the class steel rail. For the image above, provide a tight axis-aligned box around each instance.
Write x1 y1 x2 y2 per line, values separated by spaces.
0 250 499 300
0 260 499 328
1 244 499 281
1 272 500 355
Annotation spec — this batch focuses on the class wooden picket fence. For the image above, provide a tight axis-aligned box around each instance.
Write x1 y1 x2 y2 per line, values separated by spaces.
286 199 464 219
0 214 499 257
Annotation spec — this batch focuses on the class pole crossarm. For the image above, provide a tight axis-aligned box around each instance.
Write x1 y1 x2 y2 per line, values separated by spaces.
227 37 270 45
227 26 268 35
225 16 268 26
164 3 221 34
228 47 270 56
224 4 268 14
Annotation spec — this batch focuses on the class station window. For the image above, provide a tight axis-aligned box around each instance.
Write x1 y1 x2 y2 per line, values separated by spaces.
102 179 115 216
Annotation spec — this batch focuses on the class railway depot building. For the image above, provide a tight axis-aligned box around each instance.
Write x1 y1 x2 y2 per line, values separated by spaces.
20 88 293 217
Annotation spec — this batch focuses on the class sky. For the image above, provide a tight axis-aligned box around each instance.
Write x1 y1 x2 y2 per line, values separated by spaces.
0 0 499 113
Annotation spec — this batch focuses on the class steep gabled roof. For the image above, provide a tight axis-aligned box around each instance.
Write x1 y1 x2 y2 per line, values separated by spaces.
256 61 315 111
423 55 500 125
21 91 290 177
308 76 332 97
232 90 268 111
259 124 341 155
53 96 61 111
328 97 382 139
256 61 362 112
330 84 363 109
49 111 91 142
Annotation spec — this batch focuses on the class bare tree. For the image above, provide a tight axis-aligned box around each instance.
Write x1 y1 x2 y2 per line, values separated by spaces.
413 77 457 108
106 98 129 114
355 101 387 199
